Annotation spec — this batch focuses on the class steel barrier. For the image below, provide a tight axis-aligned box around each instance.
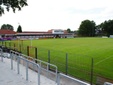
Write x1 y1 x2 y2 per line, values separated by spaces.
0 48 3 62
10 50 41 85
1 48 91 85
57 73 90 85
104 82 113 85
19 53 58 82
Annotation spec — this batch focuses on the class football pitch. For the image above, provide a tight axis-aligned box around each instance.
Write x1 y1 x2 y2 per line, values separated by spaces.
12 37 113 82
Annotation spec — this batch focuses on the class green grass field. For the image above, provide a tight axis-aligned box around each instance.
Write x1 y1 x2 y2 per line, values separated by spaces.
9 37 113 83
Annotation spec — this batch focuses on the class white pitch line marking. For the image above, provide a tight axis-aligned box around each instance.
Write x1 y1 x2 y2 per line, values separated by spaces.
95 55 113 65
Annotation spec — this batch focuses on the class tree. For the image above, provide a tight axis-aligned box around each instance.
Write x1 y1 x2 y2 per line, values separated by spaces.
95 23 104 36
78 20 96 36
0 0 28 16
17 25 22 32
1 24 14 30
99 20 113 37
67 28 71 33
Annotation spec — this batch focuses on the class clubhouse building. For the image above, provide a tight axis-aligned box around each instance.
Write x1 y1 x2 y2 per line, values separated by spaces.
0 29 74 40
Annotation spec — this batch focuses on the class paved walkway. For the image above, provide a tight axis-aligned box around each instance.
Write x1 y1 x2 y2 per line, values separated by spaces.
0 57 57 85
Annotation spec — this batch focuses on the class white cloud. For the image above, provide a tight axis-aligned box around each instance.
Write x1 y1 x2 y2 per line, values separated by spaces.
0 0 113 31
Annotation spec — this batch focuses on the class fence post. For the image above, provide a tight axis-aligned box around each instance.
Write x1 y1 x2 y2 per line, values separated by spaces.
9 40 11 48
2 41 3 46
48 50 50 63
48 50 50 69
27 46 29 56
35 47 37 63
5 42 6 47
19 44 21 53
14 43 15 51
66 53 68 75
21 40 23 51
91 58 94 85
9 42 10 49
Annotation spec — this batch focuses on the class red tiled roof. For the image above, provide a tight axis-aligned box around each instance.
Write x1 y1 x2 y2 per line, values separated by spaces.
0 30 16 34
22 31 47 33
17 31 52 35
47 29 52 33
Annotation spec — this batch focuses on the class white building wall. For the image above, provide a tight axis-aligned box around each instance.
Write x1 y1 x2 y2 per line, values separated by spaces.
52 29 64 34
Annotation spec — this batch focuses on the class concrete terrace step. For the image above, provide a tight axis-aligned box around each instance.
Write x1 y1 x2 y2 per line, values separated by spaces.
0 57 57 85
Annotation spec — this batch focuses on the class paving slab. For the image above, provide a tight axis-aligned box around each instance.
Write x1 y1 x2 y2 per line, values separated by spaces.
0 57 57 85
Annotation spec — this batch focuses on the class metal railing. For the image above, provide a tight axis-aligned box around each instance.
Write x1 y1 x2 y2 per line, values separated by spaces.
57 73 90 85
10 50 41 85
19 53 58 82
0 48 91 85
104 82 113 85
0 48 3 62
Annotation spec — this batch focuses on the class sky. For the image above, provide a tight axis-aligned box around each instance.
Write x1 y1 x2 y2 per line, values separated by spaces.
0 0 113 32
